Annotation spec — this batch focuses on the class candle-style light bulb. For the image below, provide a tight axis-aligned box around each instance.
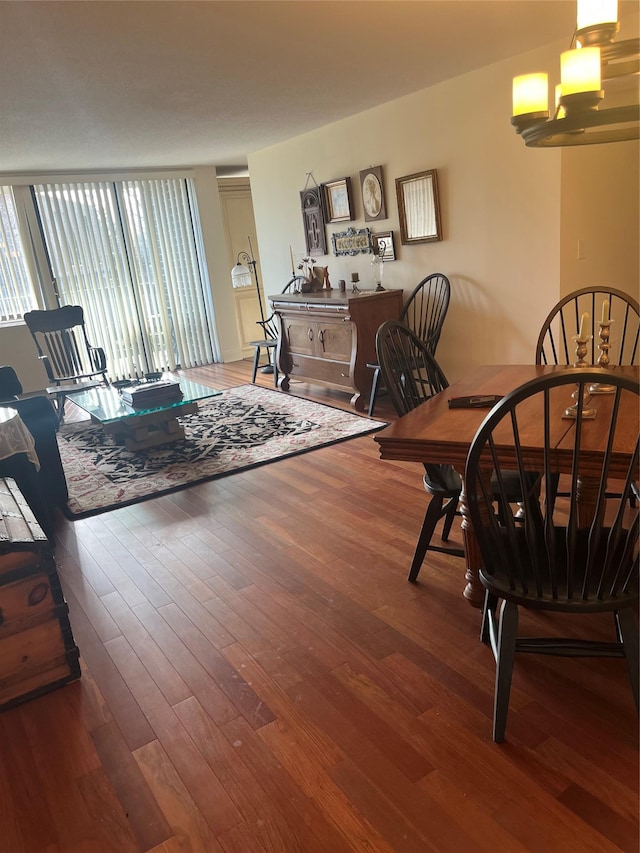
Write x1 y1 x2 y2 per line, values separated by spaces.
579 311 590 340
577 0 618 30
512 73 549 117
601 299 610 323
561 47 601 96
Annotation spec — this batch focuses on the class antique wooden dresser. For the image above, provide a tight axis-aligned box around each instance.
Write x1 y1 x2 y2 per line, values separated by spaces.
270 288 403 411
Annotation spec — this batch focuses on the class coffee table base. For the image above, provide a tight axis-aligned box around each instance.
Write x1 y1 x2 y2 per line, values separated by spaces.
100 401 198 451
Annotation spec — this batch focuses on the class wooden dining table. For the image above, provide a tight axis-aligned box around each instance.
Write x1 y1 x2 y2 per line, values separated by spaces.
374 363 639 608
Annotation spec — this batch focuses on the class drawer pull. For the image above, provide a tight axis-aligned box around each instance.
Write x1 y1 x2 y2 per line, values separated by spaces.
318 329 325 348
308 328 314 341
28 582 50 607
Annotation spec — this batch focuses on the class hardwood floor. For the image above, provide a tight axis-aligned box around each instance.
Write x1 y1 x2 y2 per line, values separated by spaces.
0 359 637 852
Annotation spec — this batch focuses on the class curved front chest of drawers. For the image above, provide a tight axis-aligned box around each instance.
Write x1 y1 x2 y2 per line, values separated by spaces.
270 289 403 411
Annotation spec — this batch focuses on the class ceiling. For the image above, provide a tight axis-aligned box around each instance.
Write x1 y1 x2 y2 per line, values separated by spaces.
0 0 587 175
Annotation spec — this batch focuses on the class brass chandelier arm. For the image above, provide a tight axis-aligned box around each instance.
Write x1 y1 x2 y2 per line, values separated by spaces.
521 104 640 148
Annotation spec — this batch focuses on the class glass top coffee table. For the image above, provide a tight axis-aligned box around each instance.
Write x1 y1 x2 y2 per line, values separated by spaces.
69 375 221 451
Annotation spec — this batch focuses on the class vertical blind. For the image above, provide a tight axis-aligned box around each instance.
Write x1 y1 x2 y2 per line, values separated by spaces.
33 177 217 379
0 186 38 322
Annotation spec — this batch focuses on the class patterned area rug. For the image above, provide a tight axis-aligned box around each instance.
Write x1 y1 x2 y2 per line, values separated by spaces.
58 384 385 518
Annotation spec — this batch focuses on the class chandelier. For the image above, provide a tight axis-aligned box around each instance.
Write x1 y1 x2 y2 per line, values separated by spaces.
511 0 639 147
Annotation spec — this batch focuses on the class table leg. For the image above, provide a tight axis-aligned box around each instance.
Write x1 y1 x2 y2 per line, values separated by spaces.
458 469 494 608
102 402 198 451
576 475 599 527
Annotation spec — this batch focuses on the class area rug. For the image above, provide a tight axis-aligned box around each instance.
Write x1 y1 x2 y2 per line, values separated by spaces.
57 384 385 518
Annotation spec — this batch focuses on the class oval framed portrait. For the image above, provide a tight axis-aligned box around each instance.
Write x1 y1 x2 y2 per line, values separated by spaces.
359 165 387 222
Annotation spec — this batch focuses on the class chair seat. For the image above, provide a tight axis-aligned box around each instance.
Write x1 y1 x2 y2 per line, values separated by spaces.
248 338 277 349
480 526 637 613
423 465 461 496
46 379 103 396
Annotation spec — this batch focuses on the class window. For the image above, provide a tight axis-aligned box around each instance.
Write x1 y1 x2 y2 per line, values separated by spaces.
0 186 38 321
27 175 218 379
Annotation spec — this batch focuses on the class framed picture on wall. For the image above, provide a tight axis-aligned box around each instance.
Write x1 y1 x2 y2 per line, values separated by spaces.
322 177 354 223
396 168 442 245
359 165 386 222
299 186 327 256
372 230 396 261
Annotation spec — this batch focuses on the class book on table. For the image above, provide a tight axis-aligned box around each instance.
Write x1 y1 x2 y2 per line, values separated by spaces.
119 381 183 407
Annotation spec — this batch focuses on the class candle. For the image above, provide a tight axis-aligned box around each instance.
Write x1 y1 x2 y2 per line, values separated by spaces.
351 272 359 283
579 311 589 340
601 299 609 323
289 245 295 274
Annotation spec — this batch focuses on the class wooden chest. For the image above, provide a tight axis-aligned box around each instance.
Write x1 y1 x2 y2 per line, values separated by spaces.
0 478 80 711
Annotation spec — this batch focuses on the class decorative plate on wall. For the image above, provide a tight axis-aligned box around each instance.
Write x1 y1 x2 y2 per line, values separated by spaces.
359 166 386 222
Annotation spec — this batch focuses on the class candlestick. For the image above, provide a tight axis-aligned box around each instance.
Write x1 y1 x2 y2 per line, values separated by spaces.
562 332 597 419
589 319 615 394
578 311 589 341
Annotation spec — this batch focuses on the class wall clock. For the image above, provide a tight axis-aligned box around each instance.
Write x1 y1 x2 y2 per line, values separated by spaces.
359 166 386 222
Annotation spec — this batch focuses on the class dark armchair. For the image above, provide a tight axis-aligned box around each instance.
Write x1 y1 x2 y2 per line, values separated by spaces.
0 366 68 539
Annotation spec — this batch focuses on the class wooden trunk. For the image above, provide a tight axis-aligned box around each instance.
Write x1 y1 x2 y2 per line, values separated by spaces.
0 478 80 710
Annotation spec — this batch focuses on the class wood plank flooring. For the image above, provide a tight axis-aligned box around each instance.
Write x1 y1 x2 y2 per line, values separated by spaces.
0 360 637 852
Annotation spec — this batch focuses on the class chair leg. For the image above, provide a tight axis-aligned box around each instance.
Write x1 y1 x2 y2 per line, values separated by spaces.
441 495 458 541
481 591 499 645
493 600 519 743
251 346 261 384
615 609 639 712
407 494 444 582
368 367 381 417
55 392 67 424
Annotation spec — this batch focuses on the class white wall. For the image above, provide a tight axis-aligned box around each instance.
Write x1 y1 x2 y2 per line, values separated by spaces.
248 35 638 382
193 166 244 363
0 323 50 392
560 11 639 303
560 141 639 300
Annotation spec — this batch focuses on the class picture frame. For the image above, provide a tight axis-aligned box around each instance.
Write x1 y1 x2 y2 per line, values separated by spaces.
395 168 442 245
372 230 396 261
331 226 372 257
300 186 327 256
360 165 386 222
322 177 354 223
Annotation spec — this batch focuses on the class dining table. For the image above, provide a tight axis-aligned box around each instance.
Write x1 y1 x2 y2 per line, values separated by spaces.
374 363 640 608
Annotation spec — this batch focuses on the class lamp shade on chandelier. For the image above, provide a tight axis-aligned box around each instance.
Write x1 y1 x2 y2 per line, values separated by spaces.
511 0 639 147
